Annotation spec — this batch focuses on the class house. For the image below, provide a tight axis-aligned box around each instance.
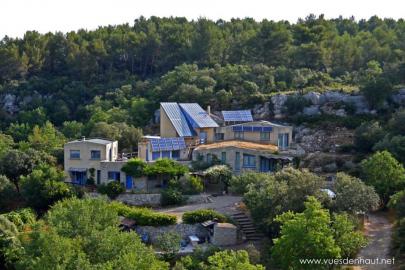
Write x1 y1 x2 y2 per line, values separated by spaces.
64 137 118 185
139 103 296 173
64 138 141 190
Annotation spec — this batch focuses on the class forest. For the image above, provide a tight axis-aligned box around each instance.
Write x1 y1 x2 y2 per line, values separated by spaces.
1 15 405 133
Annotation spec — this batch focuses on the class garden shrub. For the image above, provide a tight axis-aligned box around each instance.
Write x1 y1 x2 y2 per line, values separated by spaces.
182 209 227 224
97 181 125 199
161 188 187 206
230 172 271 195
109 201 177 226
181 176 204 195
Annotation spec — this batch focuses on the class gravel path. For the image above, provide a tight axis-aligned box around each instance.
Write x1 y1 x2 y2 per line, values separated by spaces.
354 212 394 270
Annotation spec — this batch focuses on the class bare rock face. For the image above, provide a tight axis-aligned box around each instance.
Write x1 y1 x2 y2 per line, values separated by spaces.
303 91 321 105
303 105 321 116
2 94 18 114
392 88 405 106
271 94 288 119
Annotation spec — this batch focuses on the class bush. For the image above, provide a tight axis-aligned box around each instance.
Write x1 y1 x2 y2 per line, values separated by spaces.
230 172 271 195
183 209 227 224
97 181 125 199
1 208 36 229
161 188 187 206
181 176 204 195
121 158 147 178
354 121 385 152
109 201 177 226
282 95 312 115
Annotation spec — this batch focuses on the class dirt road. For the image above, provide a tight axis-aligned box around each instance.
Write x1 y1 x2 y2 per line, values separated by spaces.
354 212 394 270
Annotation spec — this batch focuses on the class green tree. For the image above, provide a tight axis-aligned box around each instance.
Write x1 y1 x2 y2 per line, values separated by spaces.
243 168 325 235
361 151 405 204
230 172 271 195
333 172 380 213
155 232 181 261
121 158 147 178
27 121 66 153
0 134 14 158
204 250 265 270
20 164 74 210
0 149 55 192
388 110 405 136
9 197 168 270
272 197 340 269
61 121 84 139
354 121 385 152
204 165 232 193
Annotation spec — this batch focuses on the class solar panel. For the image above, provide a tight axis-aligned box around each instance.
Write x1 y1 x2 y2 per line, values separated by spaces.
149 137 187 152
161 103 194 137
179 103 219 128
222 110 253 122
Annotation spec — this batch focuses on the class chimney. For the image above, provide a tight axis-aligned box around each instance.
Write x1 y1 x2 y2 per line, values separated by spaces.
207 105 211 115
81 136 86 141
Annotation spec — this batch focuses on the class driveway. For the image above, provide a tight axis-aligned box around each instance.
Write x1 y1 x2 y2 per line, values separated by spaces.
159 195 243 222
354 212 394 270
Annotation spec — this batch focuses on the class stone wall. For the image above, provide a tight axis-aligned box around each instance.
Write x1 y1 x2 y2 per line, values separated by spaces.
135 224 208 243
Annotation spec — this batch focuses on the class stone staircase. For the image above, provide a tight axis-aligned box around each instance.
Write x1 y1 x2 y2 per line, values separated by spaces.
231 212 265 241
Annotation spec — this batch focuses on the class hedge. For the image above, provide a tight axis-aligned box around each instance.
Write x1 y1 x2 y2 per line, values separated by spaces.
109 202 177 226
182 209 228 224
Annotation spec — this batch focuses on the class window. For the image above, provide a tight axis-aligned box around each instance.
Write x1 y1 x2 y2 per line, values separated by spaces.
152 152 160 160
90 150 101 159
235 152 240 171
234 131 244 140
172 150 180 160
260 132 271 141
215 133 224 141
221 152 227 163
70 150 80 159
108 171 120 181
278 133 289 149
243 154 256 168
162 151 171 158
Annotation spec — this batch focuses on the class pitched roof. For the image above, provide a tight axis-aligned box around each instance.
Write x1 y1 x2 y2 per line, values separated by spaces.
160 102 194 137
179 103 219 128
194 140 278 152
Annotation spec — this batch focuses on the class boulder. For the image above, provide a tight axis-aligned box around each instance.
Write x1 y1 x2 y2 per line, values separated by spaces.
271 94 288 119
303 91 321 105
303 105 321 116
319 91 347 103
2 94 18 114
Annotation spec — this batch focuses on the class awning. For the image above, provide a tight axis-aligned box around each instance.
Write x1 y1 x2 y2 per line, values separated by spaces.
69 168 87 172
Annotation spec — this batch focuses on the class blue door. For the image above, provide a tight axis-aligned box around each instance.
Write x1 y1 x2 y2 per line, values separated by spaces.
260 157 270 172
126 175 133 189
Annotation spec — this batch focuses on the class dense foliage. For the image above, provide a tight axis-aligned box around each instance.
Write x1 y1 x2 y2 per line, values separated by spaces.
360 151 405 204
2 15 405 136
272 197 366 269
97 181 125 199
4 197 168 270
242 168 326 236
